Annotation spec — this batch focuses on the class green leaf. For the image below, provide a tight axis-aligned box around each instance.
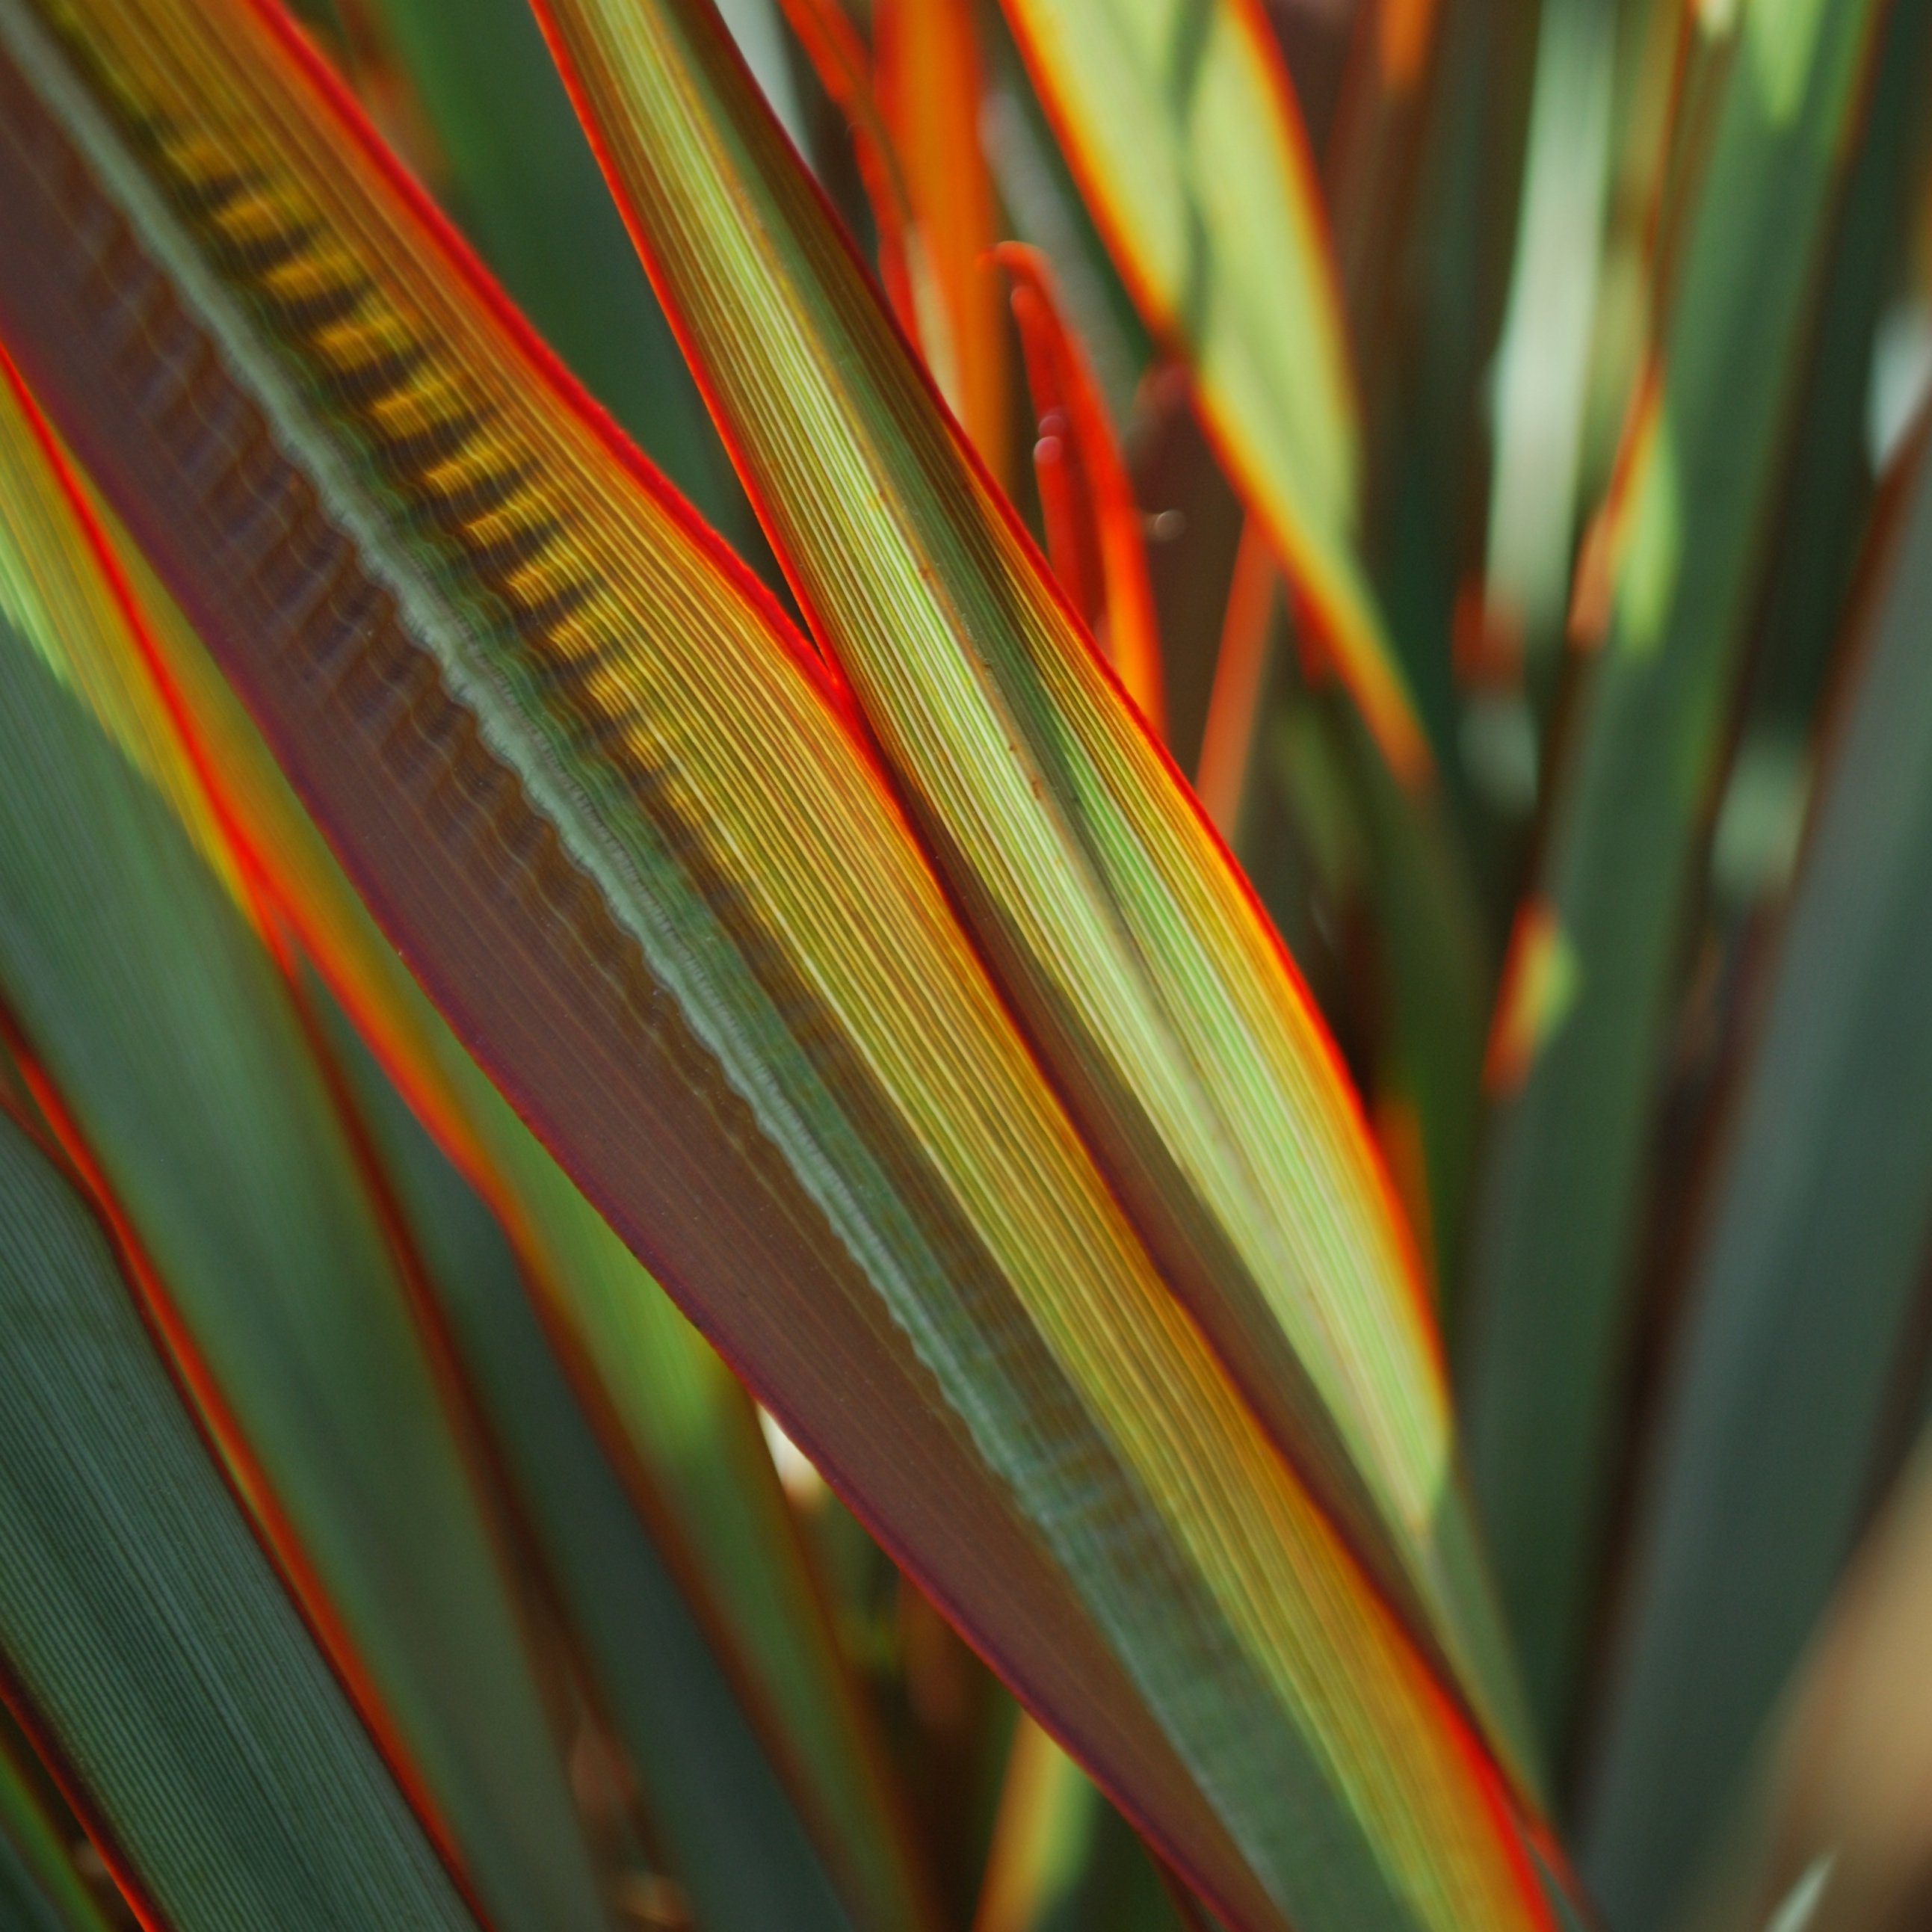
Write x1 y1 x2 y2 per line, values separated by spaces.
317 996 870 1932
537 0 1537 1797
1457 0 1891 1749
0 1108 481 1932
1480 0 1617 673
1575 372 1932 1925
1726 0 1932 762
0 2 1557 1925
0 351 604 1932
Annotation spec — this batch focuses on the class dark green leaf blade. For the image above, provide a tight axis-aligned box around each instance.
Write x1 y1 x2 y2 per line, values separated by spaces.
0 1107 481 1932
0 351 605 1932
1457 0 1892 1747
1577 405 1932 1928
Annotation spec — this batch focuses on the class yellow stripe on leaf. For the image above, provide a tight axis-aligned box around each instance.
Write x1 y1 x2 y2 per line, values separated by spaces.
537 0 1539 1798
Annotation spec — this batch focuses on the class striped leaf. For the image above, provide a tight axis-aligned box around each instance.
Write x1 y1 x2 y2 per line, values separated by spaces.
536 0 1536 1791
99 493 933 1932
0 1108 481 1932
0 347 603 1932
357 0 768 560
0 1 1557 1925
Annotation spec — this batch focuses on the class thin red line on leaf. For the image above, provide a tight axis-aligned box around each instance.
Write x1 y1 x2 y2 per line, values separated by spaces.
0 343 499 1931
16 321 930 1931
522 0 1439 1380
25 16 1542 1915
996 242 1164 735
771 0 922 334
0 1655 176 1932
991 0 1433 787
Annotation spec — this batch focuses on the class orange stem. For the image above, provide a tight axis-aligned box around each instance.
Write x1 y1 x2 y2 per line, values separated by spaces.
1195 512 1277 833
996 243 1166 735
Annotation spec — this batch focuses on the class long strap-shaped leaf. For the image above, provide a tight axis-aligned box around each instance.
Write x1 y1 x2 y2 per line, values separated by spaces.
0 3 1551 1926
1578 411 1932 1930
532 0 1533 1789
990 0 1422 780
1457 0 1890 1748
0 1110 482 1932
96 490 922 1932
0 349 605 1932
101 493 935 1932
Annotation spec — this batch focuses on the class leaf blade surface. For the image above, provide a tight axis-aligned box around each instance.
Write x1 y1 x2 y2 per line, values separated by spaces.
535 0 1534 1791
0 1108 483 1932
0 346 605 1932
0 4 1550 1925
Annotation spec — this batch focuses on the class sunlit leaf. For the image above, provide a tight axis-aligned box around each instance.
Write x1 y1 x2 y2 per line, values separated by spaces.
1480 0 1616 673
537 0 1536 1792
356 0 767 559
0 1108 482 1932
0 1 1556 1925
0 348 604 1932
